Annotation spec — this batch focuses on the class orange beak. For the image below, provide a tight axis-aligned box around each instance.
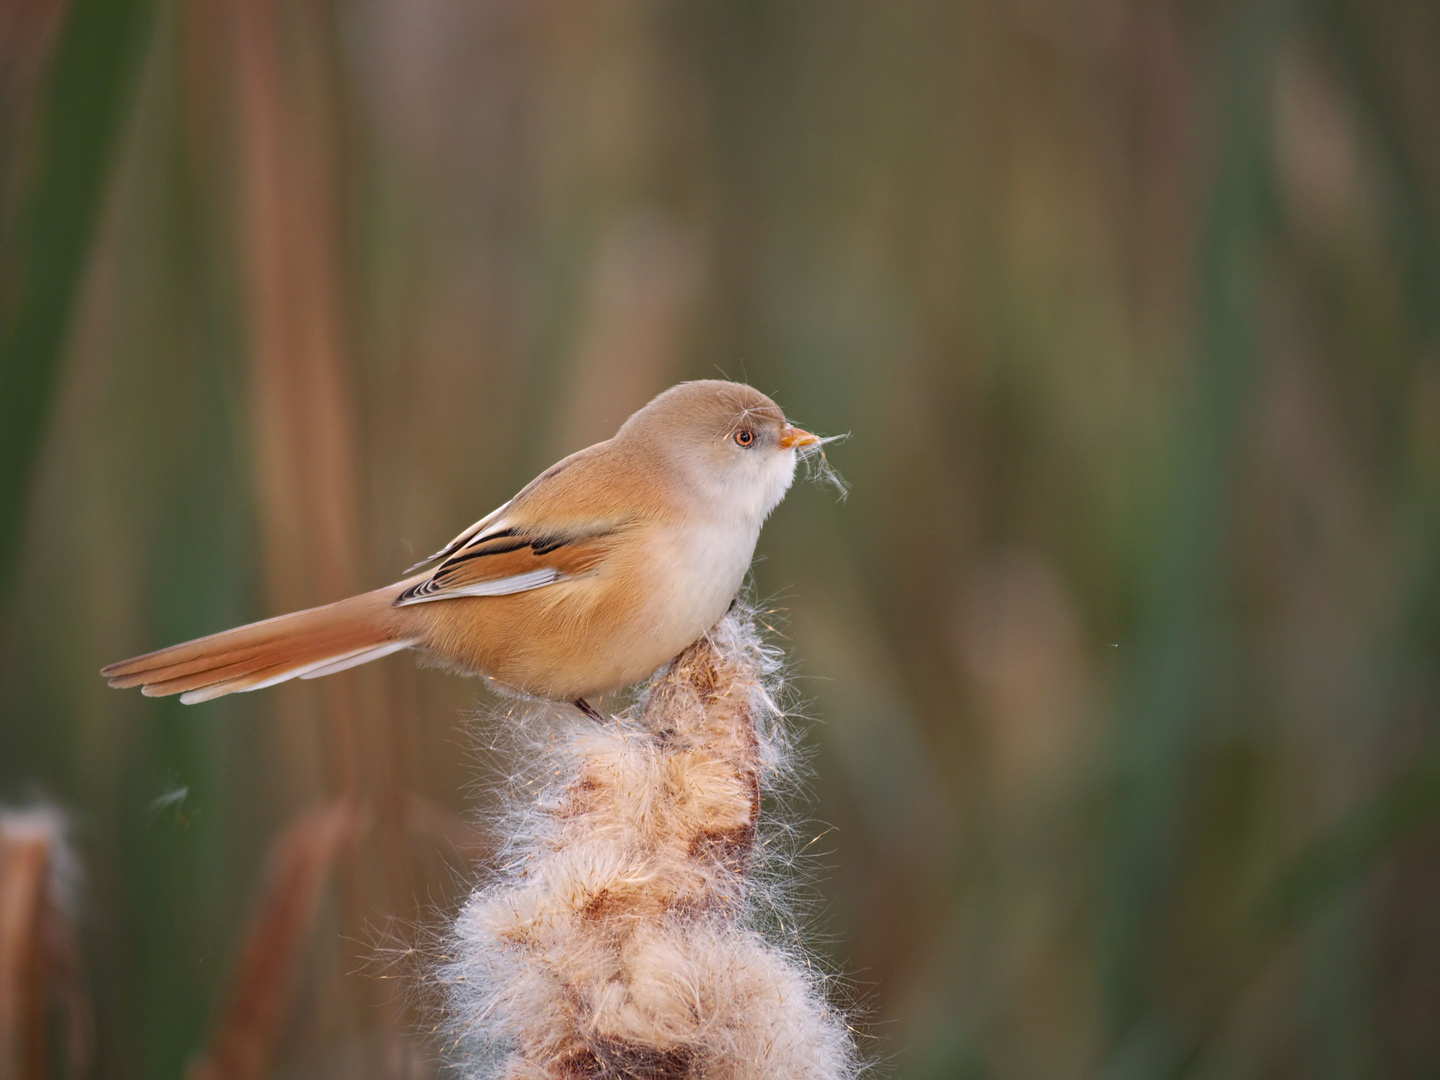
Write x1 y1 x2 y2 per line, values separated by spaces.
779 425 821 450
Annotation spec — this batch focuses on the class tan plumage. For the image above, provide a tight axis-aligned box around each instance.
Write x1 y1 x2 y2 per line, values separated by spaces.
101 381 822 707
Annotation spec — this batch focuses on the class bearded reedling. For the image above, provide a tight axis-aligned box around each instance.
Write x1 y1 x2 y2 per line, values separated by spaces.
102 381 833 718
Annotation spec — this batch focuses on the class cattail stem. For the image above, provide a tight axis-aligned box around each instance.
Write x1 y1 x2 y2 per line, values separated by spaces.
444 608 857 1079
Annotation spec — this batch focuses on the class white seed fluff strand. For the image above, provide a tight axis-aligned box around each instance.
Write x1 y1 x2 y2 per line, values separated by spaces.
441 607 858 1079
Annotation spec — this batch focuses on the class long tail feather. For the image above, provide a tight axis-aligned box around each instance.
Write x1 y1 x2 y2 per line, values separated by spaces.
101 587 415 704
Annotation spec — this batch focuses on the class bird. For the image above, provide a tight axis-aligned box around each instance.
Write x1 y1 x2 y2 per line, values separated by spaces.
101 380 825 718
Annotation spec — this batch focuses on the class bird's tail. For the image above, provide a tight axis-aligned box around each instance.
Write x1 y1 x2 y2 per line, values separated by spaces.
101 585 418 704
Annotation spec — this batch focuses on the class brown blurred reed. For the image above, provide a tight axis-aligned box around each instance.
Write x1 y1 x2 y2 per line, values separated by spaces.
0 810 90 1080
186 802 358 1080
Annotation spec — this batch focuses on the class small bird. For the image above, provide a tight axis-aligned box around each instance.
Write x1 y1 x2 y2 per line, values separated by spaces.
102 381 825 717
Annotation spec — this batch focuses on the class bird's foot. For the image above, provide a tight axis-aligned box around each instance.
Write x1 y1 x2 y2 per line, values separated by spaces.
573 698 606 722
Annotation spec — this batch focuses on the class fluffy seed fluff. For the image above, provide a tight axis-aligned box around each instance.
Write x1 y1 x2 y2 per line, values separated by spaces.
440 604 859 1079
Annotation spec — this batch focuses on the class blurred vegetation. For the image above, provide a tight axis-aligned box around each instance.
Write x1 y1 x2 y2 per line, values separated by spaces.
2 0 1439 1077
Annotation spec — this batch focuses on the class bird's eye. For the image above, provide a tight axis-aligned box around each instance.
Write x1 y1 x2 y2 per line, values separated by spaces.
733 429 756 448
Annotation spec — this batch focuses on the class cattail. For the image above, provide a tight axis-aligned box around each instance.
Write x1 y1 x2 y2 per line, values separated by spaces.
442 605 859 1079
0 807 91 1080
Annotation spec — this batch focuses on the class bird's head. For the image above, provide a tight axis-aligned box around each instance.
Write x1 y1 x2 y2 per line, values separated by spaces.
621 380 835 523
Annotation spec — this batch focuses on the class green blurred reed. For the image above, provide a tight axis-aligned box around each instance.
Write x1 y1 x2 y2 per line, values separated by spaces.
0 0 154 601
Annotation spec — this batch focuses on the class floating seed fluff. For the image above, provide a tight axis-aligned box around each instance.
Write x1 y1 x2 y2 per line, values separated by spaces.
442 607 858 1079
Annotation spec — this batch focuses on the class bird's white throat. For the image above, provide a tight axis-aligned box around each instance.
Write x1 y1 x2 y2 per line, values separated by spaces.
661 446 797 641
707 445 798 529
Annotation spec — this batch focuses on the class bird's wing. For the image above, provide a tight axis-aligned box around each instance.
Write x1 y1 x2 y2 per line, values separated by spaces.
402 438 621 574
404 500 514 573
393 524 620 606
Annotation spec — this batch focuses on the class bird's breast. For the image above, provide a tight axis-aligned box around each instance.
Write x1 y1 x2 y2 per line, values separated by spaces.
405 515 762 700
648 517 760 638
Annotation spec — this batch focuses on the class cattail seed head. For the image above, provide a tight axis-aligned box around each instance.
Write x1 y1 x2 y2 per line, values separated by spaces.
442 605 859 1079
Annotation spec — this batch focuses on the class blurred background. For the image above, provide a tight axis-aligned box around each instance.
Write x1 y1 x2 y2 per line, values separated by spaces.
3 0 1440 1077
